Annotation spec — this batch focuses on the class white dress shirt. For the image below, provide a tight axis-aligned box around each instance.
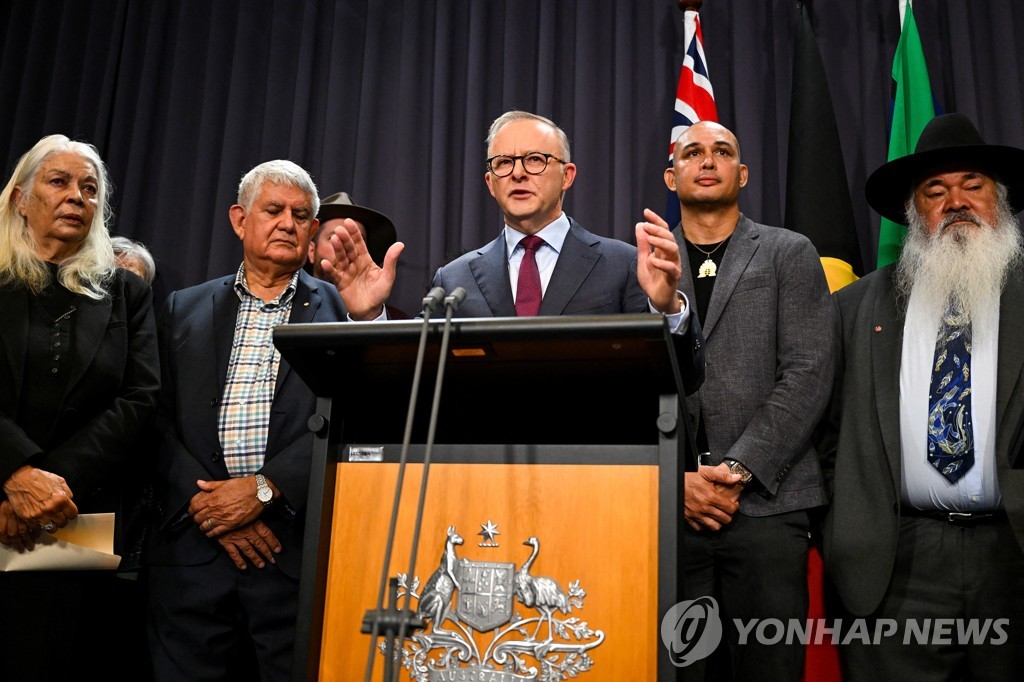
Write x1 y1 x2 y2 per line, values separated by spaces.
504 213 689 331
899 290 1001 511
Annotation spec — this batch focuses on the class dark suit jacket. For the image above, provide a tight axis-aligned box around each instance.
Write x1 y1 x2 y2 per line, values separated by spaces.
819 264 1024 616
431 218 704 392
147 269 347 578
0 272 159 534
673 215 834 515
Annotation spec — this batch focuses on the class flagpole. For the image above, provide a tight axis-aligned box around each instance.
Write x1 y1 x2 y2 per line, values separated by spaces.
677 0 704 12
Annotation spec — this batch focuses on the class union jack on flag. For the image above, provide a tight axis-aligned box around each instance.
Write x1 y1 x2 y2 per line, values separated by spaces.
666 8 718 225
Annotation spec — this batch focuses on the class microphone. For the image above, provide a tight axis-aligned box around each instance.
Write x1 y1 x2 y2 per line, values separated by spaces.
391 286 462 677
421 286 446 316
443 287 467 312
363 288 444 681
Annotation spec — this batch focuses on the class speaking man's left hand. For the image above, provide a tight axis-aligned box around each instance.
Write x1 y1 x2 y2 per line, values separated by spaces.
636 208 682 314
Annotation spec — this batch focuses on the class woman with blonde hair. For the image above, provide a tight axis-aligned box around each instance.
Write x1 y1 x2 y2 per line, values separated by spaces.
0 134 159 680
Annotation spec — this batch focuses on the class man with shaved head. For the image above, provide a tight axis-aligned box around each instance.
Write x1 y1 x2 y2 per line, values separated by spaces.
661 120 835 680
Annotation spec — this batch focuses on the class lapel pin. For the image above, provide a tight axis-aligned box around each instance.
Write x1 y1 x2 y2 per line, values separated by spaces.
303 302 310 307
874 325 882 332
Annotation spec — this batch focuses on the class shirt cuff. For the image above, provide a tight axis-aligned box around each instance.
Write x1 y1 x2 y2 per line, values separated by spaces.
347 306 388 322
648 291 691 334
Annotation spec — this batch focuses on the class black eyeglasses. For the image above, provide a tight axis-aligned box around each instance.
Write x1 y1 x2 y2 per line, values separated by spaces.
485 152 567 177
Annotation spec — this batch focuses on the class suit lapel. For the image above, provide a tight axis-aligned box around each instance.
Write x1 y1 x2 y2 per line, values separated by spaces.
701 217 758 338
996 269 1024 540
211 278 239 394
468 234 515 316
0 289 29 398
66 293 112 392
276 272 321 396
871 269 905 488
996 269 1024 432
539 220 600 316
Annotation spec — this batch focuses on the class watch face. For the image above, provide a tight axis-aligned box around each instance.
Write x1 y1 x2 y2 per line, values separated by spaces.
257 486 273 503
729 462 751 484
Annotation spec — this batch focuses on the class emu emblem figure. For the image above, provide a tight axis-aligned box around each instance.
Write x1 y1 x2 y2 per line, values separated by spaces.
514 537 571 641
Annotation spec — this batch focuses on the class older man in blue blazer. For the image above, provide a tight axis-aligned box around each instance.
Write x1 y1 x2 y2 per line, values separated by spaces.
148 160 348 682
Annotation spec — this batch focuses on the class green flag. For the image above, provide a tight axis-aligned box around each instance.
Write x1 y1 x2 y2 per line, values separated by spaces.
876 2 936 268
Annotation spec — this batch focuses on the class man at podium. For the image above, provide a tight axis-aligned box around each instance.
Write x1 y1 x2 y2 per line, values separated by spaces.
320 110 703 388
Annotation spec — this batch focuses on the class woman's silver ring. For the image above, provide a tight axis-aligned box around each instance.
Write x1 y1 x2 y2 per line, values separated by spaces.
41 522 56 533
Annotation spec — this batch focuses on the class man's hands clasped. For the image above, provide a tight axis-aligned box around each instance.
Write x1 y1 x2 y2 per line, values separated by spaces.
189 475 282 569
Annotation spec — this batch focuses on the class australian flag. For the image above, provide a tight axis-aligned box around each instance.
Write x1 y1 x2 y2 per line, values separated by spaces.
666 8 718 228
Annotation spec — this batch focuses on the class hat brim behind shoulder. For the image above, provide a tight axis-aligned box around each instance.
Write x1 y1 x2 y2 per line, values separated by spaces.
317 204 397 265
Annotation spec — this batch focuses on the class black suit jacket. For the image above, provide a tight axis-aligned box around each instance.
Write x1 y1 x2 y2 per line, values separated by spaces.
147 269 347 578
819 264 1024 615
0 272 159 526
430 218 704 392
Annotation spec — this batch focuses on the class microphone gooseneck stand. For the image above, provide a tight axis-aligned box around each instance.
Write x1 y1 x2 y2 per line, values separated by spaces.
390 287 467 681
362 287 446 682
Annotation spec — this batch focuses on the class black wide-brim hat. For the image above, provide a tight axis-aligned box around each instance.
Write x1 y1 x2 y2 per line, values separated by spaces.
317 192 397 265
865 112 1024 225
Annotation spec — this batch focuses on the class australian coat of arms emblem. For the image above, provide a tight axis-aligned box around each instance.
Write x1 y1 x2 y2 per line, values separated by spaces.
381 524 605 681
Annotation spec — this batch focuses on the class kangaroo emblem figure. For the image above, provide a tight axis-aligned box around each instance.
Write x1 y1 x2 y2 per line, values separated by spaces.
417 526 464 635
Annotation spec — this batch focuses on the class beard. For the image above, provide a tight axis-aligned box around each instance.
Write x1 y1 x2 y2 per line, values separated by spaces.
894 191 1024 329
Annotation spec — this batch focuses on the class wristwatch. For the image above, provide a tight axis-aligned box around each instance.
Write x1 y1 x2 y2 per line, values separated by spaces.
724 459 753 486
255 473 274 506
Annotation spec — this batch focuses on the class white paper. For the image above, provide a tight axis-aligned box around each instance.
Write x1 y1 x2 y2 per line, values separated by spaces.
0 513 121 571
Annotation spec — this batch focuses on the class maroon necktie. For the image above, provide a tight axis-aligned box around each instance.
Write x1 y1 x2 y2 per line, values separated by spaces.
515 235 544 317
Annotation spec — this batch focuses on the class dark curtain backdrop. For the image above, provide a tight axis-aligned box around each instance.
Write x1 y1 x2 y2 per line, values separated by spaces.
2 0 1023 311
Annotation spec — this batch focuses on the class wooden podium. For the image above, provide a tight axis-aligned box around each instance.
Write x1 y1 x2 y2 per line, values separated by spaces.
275 315 692 681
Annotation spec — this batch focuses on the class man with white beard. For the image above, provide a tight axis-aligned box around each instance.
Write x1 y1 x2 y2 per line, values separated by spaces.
819 113 1024 681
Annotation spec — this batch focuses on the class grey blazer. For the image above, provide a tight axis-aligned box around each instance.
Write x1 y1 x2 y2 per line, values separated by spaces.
819 264 1024 616
673 215 834 516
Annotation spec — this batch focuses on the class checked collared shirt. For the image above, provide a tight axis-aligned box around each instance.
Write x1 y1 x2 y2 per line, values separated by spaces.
217 265 299 478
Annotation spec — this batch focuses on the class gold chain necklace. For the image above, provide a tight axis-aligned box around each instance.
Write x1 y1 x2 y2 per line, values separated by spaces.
691 240 726 278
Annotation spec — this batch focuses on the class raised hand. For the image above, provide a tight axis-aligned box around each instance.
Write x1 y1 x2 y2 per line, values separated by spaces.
317 218 404 320
636 208 683 314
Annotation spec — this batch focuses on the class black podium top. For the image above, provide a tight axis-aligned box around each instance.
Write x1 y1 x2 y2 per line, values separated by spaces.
275 315 685 445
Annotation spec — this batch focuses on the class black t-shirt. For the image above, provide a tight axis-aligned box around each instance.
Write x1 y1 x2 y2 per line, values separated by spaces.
683 236 731 455
684 236 731 326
